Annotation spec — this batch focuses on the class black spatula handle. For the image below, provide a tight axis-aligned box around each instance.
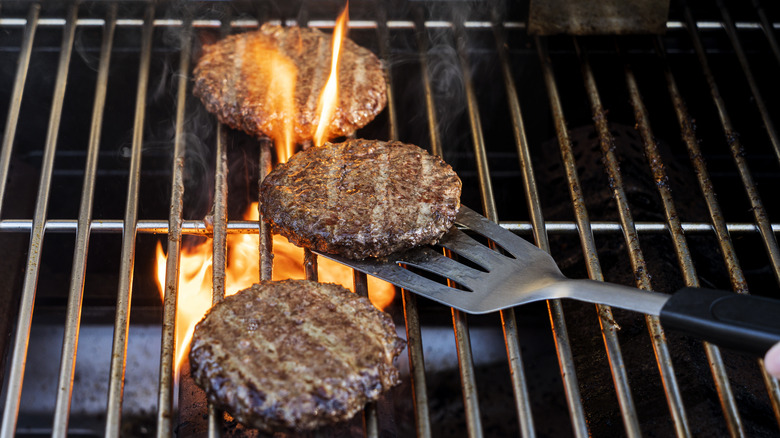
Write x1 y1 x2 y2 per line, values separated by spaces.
659 287 780 356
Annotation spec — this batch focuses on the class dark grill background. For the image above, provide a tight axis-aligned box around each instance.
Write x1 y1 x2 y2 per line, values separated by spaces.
0 0 779 437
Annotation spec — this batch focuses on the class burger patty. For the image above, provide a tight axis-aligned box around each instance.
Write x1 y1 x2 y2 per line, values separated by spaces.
193 24 386 145
259 139 462 260
189 280 405 432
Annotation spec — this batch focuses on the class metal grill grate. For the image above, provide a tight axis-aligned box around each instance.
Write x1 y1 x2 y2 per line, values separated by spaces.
1 1 779 437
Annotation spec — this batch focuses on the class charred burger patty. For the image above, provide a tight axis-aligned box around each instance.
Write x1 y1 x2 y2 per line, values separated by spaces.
193 24 386 145
259 139 462 260
189 280 405 432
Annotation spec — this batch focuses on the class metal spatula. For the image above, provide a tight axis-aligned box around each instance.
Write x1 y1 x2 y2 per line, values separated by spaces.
314 206 780 356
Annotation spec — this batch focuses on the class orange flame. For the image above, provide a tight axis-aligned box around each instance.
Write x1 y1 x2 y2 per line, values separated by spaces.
314 2 349 146
156 3 386 375
245 44 298 162
155 202 395 373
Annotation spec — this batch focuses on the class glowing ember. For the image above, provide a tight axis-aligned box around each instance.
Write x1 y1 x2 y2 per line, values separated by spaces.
313 2 349 146
155 202 395 373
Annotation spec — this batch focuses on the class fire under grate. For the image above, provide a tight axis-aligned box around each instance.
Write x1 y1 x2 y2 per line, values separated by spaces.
1 1 780 437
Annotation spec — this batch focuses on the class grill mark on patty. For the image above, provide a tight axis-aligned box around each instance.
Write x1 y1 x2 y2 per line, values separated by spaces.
260 139 462 259
326 142 342 240
369 141 389 243
190 280 403 431
414 152 432 231
267 286 381 378
193 24 386 145
231 35 246 107
348 53 366 124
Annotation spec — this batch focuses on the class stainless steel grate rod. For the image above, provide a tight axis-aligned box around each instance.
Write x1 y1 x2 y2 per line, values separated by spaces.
0 4 76 436
535 36 641 438
717 0 780 166
0 4 39 221
491 17 538 437
426 19 485 438
104 5 154 437
754 0 780 66
683 5 780 290
575 38 692 437
684 3 780 426
1 16 778 31
407 11 442 438
155 15 192 438
622 46 746 437
51 5 117 437
2 219 779 235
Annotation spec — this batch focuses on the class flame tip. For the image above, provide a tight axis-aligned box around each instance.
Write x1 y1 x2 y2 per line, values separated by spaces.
313 3 350 147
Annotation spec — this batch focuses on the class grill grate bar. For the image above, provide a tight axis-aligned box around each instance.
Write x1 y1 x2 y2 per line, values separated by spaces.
377 10 398 144
400 291 430 438
5 16 780 31
622 48 747 437
51 5 117 437
415 10 440 160
452 18 505 438
459 15 585 437
656 32 769 434
761 365 780 427
205 124 232 437
718 0 780 166
493 18 568 436
104 5 154 436
199 10 245 435
487 25 541 438
754 0 780 66
353 270 380 437
211 0 232 308
458 27 586 437
683 4 780 426
0 4 38 219
417 13 486 438
535 36 642 437
2 218 778 235
575 38 692 437
684 5 780 423
488 21 540 433
404 11 440 437
450 309 483 437
0 4 76 436
419 17 487 437
343 11 400 436
206 14 236 425
684 5 780 289
255 0 273 285
154 16 193 437
653 37 749 295
649 43 780 429
258 139 274 282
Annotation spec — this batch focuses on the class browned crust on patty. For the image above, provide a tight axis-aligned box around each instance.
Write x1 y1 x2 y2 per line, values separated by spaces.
259 139 462 260
193 24 386 144
189 280 405 432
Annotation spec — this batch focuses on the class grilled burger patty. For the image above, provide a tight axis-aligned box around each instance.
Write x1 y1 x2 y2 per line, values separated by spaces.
189 280 405 432
193 24 386 145
260 139 462 260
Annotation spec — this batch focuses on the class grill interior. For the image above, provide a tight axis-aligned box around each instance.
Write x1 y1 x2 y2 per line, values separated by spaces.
1 0 780 437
